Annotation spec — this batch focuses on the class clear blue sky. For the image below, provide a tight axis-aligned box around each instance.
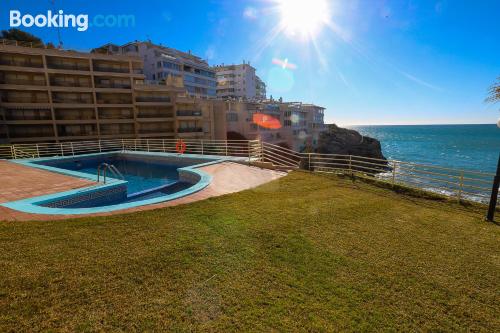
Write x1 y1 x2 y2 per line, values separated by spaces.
1 0 499 125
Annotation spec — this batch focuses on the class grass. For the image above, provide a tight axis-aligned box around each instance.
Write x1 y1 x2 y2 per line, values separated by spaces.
0 171 499 332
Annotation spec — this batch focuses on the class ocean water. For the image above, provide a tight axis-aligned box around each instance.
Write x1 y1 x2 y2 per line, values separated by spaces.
352 124 500 174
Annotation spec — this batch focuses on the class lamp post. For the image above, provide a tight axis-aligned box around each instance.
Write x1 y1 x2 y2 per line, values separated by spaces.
486 154 500 222
486 119 500 222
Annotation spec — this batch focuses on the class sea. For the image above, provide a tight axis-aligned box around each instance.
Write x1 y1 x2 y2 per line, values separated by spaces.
350 124 500 202
352 124 500 174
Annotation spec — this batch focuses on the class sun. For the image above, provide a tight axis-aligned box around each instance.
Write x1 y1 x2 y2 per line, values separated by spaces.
277 0 331 40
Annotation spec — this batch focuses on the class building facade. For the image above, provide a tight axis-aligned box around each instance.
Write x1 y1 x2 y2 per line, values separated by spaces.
95 42 217 98
255 76 266 100
214 63 265 100
223 99 325 151
0 41 221 144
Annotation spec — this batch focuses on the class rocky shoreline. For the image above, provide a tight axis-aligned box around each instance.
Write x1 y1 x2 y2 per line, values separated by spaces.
316 124 386 160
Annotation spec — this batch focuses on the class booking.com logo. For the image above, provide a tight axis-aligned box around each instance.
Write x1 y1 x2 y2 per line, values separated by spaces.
9 10 135 32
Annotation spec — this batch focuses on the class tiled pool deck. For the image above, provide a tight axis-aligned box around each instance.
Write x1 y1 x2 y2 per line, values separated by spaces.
0 160 285 221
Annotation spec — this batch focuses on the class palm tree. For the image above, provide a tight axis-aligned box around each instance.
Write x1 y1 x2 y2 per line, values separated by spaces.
486 77 500 103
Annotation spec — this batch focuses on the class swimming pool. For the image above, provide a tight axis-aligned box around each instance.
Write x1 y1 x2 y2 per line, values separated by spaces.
1 151 227 215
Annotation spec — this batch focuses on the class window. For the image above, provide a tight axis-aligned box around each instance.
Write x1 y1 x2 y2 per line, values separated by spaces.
163 61 181 71
226 113 238 122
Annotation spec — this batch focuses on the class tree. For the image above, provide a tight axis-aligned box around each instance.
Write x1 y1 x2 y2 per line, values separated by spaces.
1 28 44 47
486 77 500 103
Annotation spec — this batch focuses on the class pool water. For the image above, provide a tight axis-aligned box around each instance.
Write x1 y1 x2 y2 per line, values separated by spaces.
65 157 180 195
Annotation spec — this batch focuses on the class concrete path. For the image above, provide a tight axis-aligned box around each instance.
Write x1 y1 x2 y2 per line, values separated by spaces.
0 161 285 221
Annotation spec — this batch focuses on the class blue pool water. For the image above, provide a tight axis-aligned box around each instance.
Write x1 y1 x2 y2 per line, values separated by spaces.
48 156 180 195
352 124 500 173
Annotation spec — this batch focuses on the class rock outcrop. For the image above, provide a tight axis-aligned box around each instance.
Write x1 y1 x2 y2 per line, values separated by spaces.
316 124 386 160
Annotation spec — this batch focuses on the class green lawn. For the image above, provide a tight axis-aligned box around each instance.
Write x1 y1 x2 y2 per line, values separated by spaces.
0 172 498 332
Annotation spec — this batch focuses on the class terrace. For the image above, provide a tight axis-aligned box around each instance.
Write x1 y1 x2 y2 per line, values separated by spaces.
0 170 498 331
0 138 498 331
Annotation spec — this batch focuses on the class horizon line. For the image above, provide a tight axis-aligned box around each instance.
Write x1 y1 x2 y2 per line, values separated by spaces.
337 123 497 127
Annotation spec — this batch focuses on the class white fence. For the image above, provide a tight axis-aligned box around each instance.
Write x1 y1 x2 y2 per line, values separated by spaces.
0 139 496 203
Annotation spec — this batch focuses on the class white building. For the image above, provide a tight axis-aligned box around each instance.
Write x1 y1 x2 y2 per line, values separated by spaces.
214 62 265 100
255 76 267 100
95 41 217 98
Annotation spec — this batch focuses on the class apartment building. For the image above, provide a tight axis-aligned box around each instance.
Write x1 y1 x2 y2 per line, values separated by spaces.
0 40 220 144
95 42 217 98
214 62 266 100
224 99 325 151
255 76 267 100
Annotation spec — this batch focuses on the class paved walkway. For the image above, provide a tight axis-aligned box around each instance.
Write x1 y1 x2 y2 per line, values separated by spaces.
0 161 285 221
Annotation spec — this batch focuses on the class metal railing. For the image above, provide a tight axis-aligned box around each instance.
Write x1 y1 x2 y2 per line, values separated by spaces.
97 162 124 184
0 138 497 204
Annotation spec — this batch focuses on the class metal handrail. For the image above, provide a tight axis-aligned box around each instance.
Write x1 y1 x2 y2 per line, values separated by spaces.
97 162 124 184
1 138 497 204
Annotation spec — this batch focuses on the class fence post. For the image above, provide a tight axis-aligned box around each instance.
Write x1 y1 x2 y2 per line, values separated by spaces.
308 153 311 171
392 161 397 187
147 139 150 152
201 140 204 155
121 139 125 151
348 155 353 176
247 141 251 164
259 139 264 162
486 154 500 222
134 139 137 151
70 142 74 156
457 171 464 202
225 141 228 156
11 145 16 159
36 144 40 158
162 139 166 152
60 143 64 156
98 140 102 153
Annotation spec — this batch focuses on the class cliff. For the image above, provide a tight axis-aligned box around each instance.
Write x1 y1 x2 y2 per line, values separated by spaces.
316 124 386 160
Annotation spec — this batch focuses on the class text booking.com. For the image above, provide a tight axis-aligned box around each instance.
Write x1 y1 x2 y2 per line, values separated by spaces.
9 10 135 32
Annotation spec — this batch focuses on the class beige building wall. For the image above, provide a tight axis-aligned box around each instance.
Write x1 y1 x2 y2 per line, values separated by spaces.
0 41 216 144
223 100 326 151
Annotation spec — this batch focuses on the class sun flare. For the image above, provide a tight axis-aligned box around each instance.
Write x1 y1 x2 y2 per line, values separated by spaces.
277 0 331 40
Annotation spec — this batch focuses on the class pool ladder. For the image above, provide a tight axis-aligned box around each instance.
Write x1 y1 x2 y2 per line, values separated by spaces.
97 163 124 184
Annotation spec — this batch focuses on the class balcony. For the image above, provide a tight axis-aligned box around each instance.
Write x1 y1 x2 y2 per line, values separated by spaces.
0 78 46 86
1 97 49 103
100 124 135 136
137 111 174 119
98 109 134 120
177 127 203 133
55 111 95 121
95 82 131 89
135 96 171 103
9 128 55 138
5 109 52 121
50 80 92 88
93 66 129 73
52 97 93 104
47 63 90 71
0 59 43 68
96 99 132 105
139 128 174 134
176 110 202 117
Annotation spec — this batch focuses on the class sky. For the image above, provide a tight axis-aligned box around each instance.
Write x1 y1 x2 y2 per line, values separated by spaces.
1 0 499 125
